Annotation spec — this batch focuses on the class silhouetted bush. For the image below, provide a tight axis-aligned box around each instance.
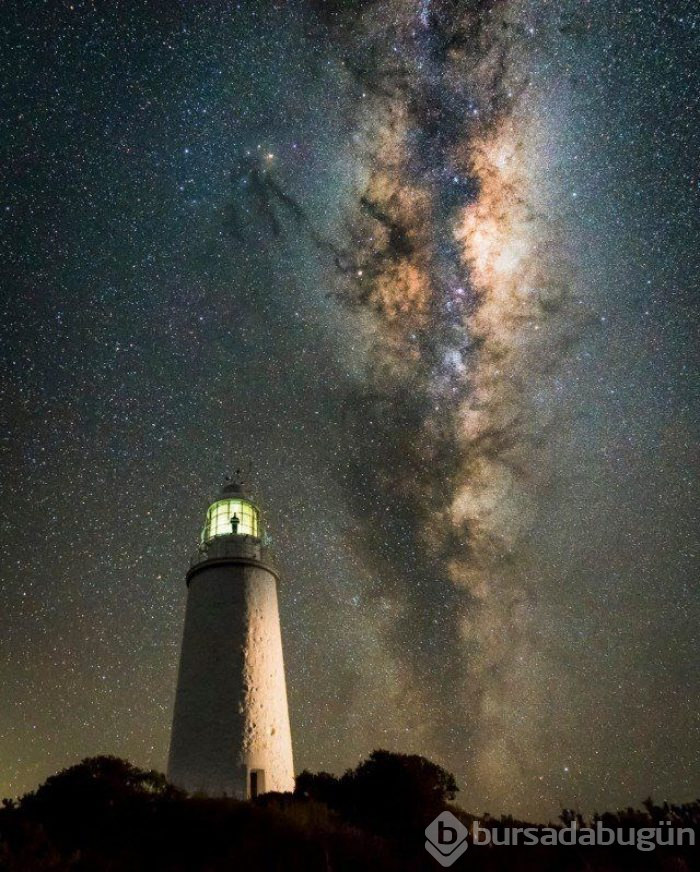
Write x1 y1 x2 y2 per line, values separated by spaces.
297 749 459 841
1 754 698 871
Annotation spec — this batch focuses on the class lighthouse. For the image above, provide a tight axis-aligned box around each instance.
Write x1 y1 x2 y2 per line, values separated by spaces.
167 478 295 798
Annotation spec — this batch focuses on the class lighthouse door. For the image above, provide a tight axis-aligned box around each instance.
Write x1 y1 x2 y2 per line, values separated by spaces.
249 769 265 798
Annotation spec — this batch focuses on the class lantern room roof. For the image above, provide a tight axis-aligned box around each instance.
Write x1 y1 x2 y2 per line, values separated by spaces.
217 475 256 504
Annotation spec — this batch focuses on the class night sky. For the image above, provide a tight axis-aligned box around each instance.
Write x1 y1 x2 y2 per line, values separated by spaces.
1 0 698 821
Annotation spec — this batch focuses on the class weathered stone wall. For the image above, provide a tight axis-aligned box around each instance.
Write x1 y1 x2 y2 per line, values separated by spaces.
168 555 294 797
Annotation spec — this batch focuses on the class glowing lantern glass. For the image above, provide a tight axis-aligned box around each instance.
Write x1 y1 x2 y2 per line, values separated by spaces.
201 498 260 542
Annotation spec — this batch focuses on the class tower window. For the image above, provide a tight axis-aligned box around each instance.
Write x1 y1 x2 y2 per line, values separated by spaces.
201 499 260 542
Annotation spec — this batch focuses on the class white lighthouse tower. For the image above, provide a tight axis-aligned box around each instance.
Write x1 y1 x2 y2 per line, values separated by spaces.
167 478 295 798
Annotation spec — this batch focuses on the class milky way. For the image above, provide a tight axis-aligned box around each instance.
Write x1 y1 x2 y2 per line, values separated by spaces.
295 0 600 810
1 0 698 820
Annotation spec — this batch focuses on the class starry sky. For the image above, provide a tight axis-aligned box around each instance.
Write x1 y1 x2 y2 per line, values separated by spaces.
1 0 698 821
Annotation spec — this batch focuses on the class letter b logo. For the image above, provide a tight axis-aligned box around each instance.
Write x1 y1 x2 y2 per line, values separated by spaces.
438 821 458 845
425 811 469 866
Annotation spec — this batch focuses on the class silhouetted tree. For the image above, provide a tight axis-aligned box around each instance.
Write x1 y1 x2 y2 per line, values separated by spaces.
297 749 458 841
2 756 183 867
2 754 699 871
295 769 343 809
